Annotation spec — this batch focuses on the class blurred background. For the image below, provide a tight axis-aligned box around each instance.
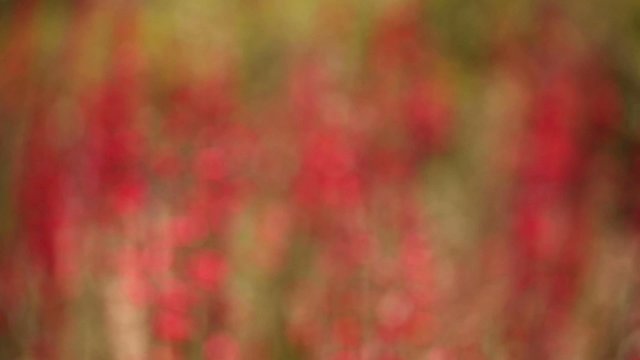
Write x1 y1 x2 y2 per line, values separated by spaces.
2 0 640 359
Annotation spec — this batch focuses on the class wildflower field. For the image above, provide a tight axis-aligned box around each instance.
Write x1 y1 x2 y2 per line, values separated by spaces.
1 1 640 359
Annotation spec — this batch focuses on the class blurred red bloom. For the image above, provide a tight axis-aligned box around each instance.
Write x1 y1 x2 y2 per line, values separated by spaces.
186 251 228 293
154 310 193 343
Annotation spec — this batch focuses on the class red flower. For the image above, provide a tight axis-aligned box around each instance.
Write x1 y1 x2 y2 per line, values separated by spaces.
187 252 228 293
294 128 363 212
154 310 192 343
